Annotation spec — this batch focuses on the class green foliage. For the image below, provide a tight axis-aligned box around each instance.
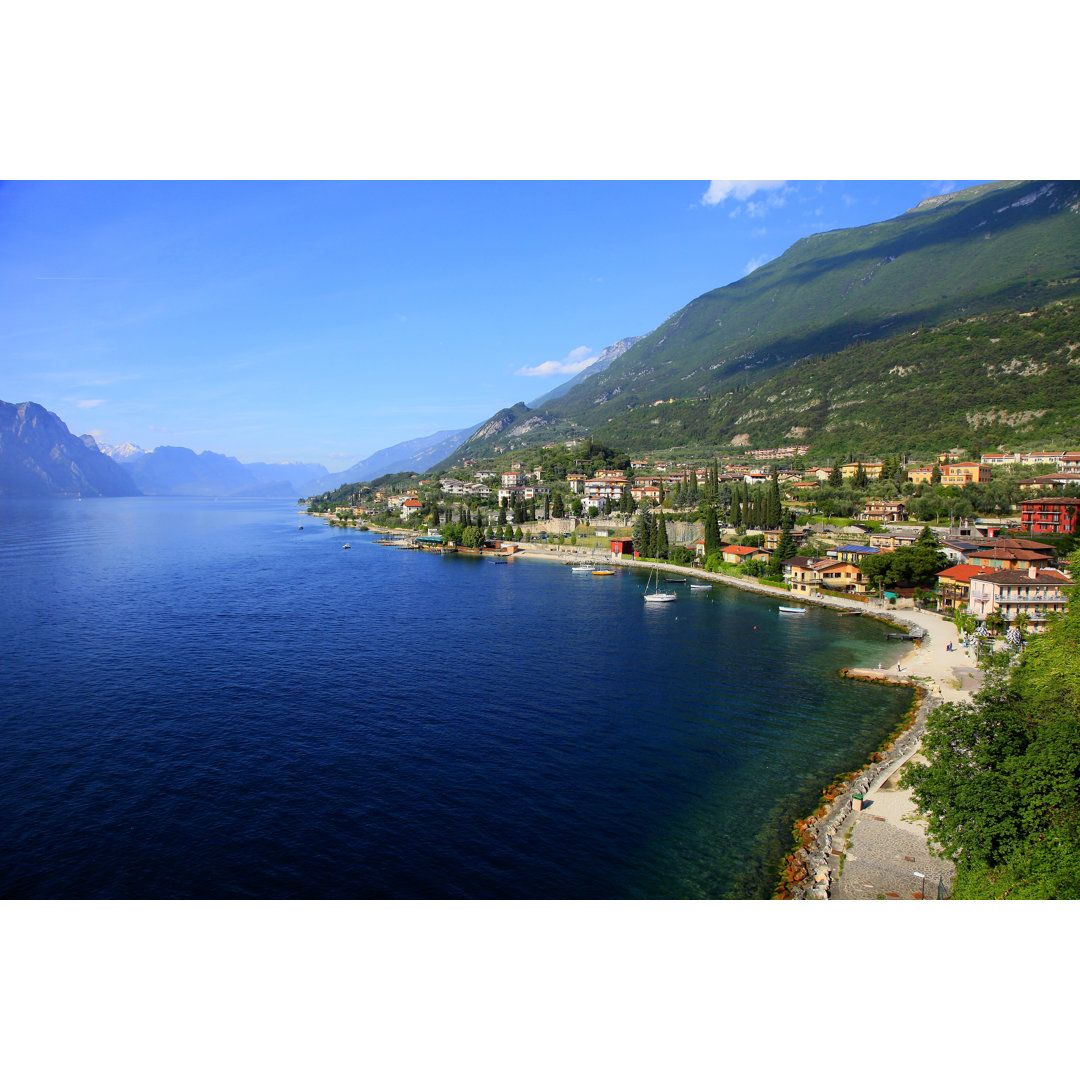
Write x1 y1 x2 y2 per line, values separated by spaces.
905 549 1080 897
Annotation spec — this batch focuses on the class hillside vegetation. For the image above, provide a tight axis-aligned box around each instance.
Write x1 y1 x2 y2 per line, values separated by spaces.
596 297 1080 458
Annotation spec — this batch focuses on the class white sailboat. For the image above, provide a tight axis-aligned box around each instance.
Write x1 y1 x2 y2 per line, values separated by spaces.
643 566 677 603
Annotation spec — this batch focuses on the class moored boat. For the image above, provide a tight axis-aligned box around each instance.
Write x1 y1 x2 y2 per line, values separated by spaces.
779 606 806 613
644 566 676 602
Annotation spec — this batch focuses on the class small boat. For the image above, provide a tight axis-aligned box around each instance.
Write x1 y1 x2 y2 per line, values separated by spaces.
298 525 304 530
644 566 676 602
689 583 712 590
664 577 686 583
779 606 806 613
592 569 615 576
571 565 592 573
342 543 351 549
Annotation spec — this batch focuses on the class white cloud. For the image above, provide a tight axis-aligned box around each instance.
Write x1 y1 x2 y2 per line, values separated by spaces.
744 255 770 275
75 399 105 408
516 345 598 378
701 180 786 206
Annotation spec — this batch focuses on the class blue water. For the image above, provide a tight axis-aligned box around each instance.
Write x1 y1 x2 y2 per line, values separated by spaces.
0 497 913 898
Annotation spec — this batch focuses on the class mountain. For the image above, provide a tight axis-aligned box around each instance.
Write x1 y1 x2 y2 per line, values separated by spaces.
597 297 1080 458
244 460 330 493
118 446 325 497
438 181 1080 464
526 336 644 409
97 441 148 462
0 400 142 497
317 426 477 489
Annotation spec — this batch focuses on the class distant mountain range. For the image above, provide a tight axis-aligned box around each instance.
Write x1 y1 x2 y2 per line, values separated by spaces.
1 400 141 497
433 180 1080 467
1 402 329 498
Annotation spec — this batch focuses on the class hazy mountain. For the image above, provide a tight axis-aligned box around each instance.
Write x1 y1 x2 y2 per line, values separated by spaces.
526 336 643 409
116 446 323 497
318 426 477 489
97 440 148 462
0 400 142 497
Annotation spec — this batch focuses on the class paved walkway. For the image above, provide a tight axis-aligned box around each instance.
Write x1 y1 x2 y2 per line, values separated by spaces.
828 746 956 900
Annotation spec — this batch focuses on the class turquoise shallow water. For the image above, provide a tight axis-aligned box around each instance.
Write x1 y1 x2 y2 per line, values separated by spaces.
0 497 913 898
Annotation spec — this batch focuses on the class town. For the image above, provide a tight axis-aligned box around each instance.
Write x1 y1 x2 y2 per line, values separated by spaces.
306 441 1079 636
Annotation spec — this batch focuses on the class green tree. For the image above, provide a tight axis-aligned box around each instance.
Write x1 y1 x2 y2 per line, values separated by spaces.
655 509 670 560
633 504 654 557
828 462 843 487
461 525 484 548
703 504 721 557
551 491 565 518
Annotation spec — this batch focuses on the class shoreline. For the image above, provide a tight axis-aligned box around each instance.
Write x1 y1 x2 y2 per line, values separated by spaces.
326 520 977 897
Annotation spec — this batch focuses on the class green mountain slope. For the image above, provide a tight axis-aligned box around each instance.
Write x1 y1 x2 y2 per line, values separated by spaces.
546 180 1080 429
596 297 1080 458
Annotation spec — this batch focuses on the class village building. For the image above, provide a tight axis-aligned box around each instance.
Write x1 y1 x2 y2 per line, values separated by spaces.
941 461 991 486
584 477 628 502
968 568 1073 633
907 465 937 484
761 527 809 551
964 542 1055 572
721 544 768 565
936 564 989 611
980 452 1019 466
859 499 907 524
1019 497 1080 535
827 544 879 563
566 473 587 494
1017 472 1080 490
840 461 884 481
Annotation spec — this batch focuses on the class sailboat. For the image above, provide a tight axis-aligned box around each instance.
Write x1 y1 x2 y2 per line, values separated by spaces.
643 566 677 603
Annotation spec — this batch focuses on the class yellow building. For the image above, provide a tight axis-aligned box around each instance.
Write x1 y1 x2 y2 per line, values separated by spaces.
942 462 991 486
840 461 884 481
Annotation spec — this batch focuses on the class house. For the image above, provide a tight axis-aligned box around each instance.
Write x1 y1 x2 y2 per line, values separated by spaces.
566 474 587 494
965 542 1055 572
1017 473 1080 490
980 452 1018 467
941 462 991 486
859 500 907 524
827 544 879 563
1060 452 1080 473
761 527 809 551
584 478 628 502
401 498 424 519
1019 451 1065 466
721 544 767 565
840 461 884 481
907 465 937 484
935 564 987 611
610 539 635 556
631 484 664 504
968 567 1073 633
783 556 821 593
1019 497 1080 535
815 559 867 594
940 539 981 563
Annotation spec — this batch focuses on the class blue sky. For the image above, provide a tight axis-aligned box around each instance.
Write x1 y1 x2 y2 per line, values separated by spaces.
1 179 985 468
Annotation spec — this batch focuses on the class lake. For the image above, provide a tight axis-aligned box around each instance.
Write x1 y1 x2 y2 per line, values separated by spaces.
0 497 913 898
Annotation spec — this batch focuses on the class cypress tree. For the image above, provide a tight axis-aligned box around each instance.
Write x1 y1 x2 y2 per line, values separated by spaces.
766 472 782 529
703 504 720 556
655 509 669 559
